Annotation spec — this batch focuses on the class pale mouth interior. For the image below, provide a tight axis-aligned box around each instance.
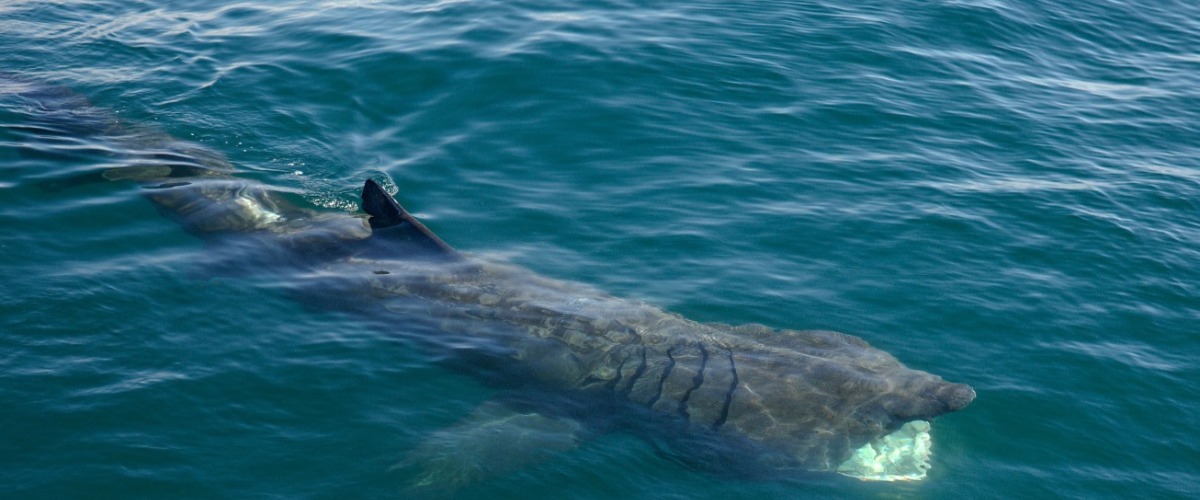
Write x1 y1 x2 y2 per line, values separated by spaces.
836 420 932 481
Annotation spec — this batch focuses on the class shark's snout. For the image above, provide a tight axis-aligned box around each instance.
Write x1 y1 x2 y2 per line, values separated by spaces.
935 383 975 412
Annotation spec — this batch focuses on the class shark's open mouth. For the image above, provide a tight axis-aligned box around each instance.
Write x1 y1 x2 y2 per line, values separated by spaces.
836 420 933 481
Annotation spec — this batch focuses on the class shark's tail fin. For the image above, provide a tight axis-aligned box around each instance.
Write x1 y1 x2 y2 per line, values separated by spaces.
361 179 457 256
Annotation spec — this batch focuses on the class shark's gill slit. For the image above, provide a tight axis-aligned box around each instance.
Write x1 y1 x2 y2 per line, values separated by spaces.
646 347 676 409
713 349 738 431
678 343 708 419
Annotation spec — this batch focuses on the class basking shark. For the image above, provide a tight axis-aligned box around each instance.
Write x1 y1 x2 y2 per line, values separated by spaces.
7 79 974 491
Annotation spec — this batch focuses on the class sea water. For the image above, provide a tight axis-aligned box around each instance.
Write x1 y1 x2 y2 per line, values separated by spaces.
2 1 1198 498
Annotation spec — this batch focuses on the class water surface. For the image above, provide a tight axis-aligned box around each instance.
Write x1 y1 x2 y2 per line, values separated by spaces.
2 0 1198 498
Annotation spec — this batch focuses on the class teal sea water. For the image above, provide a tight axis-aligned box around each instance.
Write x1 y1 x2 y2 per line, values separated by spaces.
2 0 1198 498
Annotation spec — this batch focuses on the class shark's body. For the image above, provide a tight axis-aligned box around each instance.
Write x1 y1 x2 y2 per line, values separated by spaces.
7 79 974 488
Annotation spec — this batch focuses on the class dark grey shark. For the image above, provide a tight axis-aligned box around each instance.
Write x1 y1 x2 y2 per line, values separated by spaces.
7 79 974 489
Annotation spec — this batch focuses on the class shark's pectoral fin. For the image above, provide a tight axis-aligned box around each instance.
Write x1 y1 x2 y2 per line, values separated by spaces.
360 179 457 257
397 400 585 495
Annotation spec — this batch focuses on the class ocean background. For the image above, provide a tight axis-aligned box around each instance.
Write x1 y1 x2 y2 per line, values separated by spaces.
2 0 1198 498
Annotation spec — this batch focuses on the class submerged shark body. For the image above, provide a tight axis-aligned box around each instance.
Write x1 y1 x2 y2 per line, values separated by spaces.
7 79 974 488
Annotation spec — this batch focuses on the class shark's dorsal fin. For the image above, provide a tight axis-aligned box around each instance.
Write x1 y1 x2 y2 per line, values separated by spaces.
361 179 456 255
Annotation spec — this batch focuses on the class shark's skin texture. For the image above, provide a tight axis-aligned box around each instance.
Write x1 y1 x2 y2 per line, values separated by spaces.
7 79 974 481
329 235 974 474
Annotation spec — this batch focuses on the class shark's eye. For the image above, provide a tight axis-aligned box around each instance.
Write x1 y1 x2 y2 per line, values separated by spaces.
856 408 889 431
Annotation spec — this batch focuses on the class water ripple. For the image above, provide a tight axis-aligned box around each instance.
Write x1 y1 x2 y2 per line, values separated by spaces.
3 0 1200 497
